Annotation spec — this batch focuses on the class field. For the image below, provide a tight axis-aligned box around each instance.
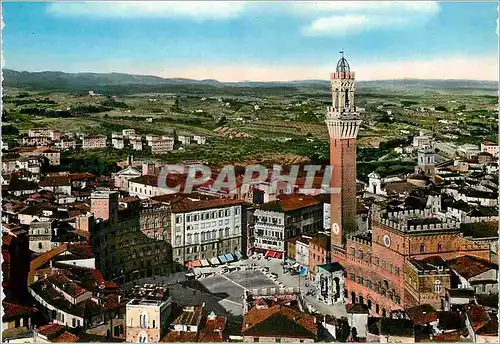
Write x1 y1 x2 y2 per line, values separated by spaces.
3 76 498 181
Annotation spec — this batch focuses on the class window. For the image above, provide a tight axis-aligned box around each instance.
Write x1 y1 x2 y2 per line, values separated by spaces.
388 262 392 273
176 216 182 224
395 267 400 276
350 273 355 281
38 242 43 250
225 228 229 237
152 320 155 328
358 249 363 259
395 296 401 304
437 242 442 252
72 318 76 327
366 280 372 289
420 243 425 253
349 247 355 256
357 277 363 285
253 338 259 343
434 280 442 293
367 299 372 309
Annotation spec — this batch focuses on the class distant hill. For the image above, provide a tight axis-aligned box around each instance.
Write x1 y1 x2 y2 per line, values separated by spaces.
3 69 497 93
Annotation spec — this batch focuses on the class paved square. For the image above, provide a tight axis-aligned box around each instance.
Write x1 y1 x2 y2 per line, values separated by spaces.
199 270 277 303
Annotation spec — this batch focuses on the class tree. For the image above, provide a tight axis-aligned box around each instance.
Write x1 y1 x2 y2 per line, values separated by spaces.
2 125 19 135
217 116 228 126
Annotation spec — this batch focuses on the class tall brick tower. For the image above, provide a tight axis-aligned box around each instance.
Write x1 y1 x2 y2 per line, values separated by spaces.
326 53 362 250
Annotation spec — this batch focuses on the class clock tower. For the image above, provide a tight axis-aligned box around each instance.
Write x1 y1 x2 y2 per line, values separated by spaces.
326 53 362 250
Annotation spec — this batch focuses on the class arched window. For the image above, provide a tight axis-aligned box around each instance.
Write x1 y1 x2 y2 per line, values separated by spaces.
162 217 168 227
140 313 149 328
358 249 363 259
434 280 442 293
218 229 223 238
152 320 155 329
437 242 442 252
38 242 43 250
420 243 425 253
154 217 159 228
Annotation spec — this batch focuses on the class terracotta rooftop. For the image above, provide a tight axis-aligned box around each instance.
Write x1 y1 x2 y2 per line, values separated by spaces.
171 198 246 213
53 331 79 342
259 194 320 213
171 305 204 326
2 302 38 321
161 330 198 342
466 305 490 332
406 304 438 325
36 323 65 338
39 176 71 187
447 255 497 280
242 304 317 339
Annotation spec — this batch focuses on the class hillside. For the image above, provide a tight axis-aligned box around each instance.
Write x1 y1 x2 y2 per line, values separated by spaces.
2 69 497 94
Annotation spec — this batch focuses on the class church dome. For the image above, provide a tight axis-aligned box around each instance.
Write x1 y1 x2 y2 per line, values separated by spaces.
336 56 350 73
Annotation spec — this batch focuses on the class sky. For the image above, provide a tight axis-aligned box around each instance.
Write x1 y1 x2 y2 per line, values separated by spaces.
3 1 499 81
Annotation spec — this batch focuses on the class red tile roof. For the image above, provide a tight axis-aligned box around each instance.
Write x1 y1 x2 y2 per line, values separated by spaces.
67 242 94 259
406 304 438 325
242 305 317 339
39 176 71 187
36 323 65 338
447 255 497 280
466 305 490 332
53 331 79 342
2 302 38 321
171 198 246 213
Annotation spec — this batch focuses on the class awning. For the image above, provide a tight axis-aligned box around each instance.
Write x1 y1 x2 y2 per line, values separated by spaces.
293 263 300 268
200 259 210 267
299 266 308 275
235 251 243 260
225 253 234 262
266 250 275 257
218 255 228 263
275 252 282 259
192 260 202 267
210 257 221 265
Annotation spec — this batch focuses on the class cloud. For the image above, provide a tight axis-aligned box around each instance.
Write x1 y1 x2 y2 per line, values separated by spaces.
303 15 409 36
297 1 440 36
46 1 250 20
150 56 498 82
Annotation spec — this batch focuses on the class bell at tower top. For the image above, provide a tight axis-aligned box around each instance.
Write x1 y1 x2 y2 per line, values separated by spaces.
336 51 350 73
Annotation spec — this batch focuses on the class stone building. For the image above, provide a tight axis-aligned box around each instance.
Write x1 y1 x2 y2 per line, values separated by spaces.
315 262 345 305
170 198 247 266
339 207 493 317
89 192 173 283
252 194 323 257
28 220 54 253
125 290 172 343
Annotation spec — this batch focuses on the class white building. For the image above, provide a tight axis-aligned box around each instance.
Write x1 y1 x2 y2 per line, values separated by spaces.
295 237 310 268
130 140 143 151
122 129 136 138
128 175 175 199
126 297 173 343
178 135 191 145
193 135 206 145
412 131 432 148
112 138 125 149
82 135 107 150
481 141 499 157
114 166 142 192
170 198 245 265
